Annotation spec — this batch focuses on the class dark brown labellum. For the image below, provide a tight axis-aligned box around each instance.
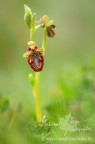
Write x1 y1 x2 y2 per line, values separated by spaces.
27 51 44 72
47 27 55 37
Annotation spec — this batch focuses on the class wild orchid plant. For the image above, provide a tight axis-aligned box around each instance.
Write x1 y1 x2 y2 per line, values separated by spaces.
23 5 56 126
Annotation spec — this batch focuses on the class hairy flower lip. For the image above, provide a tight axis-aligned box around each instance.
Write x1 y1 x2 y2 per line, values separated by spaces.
27 49 44 72
23 43 44 72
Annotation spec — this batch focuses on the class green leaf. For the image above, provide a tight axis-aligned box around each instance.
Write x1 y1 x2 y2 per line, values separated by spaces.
24 4 32 29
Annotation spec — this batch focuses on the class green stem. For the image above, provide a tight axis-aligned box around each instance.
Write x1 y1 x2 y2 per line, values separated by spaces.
42 27 47 52
34 27 47 124
34 72 42 124
35 24 42 31
30 13 42 126
30 29 35 41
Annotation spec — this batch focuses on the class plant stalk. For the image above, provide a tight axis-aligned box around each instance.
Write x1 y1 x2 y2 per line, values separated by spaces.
34 28 47 125
30 13 42 125
34 72 42 124
42 27 47 53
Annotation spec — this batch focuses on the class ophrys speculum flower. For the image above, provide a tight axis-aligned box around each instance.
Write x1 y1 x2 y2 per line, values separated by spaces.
23 41 44 72
38 15 56 37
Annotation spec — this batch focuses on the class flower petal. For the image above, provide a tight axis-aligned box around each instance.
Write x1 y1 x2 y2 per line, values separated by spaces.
46 20 54 27
23 51 31 58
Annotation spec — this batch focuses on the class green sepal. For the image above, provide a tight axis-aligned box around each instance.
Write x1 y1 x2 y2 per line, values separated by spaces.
46 19 54 27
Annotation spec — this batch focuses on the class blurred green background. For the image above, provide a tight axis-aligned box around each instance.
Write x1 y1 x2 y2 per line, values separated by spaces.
0 0 95 144
0 0 95 111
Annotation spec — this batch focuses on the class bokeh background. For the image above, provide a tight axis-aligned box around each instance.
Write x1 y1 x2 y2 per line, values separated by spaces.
0 0 95 144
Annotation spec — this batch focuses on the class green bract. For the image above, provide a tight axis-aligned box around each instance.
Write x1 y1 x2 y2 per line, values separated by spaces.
24 4 32 29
